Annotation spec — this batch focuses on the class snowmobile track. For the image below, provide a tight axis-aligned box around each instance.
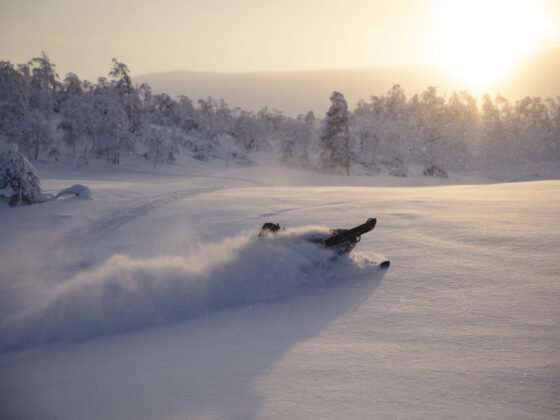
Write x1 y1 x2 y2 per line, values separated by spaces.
87 187 222 235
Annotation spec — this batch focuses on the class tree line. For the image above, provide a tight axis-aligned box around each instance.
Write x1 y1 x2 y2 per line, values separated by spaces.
1 54 559 175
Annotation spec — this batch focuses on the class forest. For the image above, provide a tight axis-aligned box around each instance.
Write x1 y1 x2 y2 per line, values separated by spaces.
1 54 559 176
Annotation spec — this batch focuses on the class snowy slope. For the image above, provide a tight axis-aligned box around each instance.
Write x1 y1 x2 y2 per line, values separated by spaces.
0 164 559 420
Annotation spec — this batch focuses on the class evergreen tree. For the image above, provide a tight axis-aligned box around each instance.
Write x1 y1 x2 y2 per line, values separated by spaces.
0 144 47 206
321 91 350 175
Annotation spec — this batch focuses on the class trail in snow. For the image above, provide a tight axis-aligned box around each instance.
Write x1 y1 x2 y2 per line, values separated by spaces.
83 187 221 236
0 185 228 323
0 227 386 353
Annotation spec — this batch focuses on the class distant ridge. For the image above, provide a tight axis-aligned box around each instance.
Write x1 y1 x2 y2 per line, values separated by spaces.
135 49 560 115
135 67 453 115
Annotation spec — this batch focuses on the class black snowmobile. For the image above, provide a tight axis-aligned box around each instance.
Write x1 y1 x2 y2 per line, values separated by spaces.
259 218 390 268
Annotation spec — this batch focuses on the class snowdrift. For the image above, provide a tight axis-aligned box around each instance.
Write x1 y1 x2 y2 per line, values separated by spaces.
0 227 384 352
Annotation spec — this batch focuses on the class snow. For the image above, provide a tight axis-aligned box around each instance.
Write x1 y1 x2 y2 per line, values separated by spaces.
55 184 92 200
0 228 383 352
0 161 559 420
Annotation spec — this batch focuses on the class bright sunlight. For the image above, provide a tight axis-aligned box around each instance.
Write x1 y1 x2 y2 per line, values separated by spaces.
433 0 556 90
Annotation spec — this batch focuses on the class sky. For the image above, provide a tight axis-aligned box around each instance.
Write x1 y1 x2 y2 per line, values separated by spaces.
1 0 560 88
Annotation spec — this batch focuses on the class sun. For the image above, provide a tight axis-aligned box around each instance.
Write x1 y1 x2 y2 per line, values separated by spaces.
432 0 556 91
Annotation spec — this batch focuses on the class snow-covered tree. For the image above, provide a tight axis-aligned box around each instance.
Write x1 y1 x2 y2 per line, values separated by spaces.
59 92 94 158
0 145 47 206
138 124 180 168
280 116 310 166
90 86 129 164
28 52 59 113
321 91 350 175
412 86 446 167
0 61 29 124
480 95 505 165
443 91 478 169
19 110 51 161
349 85 418 175
109 59 143 139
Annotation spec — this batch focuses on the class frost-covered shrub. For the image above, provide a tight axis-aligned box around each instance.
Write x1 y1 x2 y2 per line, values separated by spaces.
0 145 48 206
422 164 448 178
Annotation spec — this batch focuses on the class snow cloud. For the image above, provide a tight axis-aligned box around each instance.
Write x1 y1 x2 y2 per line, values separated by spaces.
0 227 383 352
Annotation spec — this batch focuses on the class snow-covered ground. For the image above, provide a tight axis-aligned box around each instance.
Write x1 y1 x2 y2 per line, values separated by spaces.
1 160 559 420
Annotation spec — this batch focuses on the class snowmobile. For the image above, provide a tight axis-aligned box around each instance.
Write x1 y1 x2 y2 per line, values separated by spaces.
259 218 390 268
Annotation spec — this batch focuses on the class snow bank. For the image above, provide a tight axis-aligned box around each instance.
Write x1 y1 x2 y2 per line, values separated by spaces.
0 227 383 352
56 184 92 199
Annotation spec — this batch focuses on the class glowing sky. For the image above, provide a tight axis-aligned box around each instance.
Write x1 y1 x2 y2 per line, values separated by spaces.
1 0 559 86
